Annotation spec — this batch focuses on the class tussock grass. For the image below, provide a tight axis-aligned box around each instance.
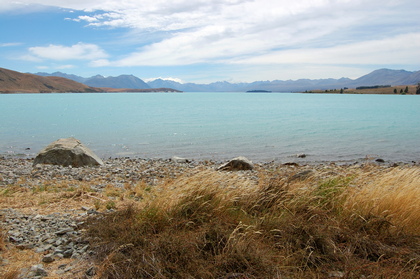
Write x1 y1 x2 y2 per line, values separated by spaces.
2 270 19 279
345 167 420 235
81 167 420 278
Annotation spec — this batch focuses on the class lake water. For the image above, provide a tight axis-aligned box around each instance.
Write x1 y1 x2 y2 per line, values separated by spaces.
1 92 419 163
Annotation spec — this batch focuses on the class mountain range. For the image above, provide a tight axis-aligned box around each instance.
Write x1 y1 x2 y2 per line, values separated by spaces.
34 72 151 90
35 68 420 92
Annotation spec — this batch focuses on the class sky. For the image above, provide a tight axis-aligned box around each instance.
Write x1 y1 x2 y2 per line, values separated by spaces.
0 0 419 84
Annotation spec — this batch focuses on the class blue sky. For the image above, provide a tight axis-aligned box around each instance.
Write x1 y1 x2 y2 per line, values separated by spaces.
0 0 419 83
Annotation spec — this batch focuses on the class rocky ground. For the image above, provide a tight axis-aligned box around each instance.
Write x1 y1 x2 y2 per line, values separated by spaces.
0 157 211 278
1 156 418 278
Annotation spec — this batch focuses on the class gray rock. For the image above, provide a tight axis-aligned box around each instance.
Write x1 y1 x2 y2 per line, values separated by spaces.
171 156 190 163
33 137 103 167
42 254 55 263
328 271 345 278
30 264 48 276
55 227 73 235
217 156 254 171
63 249 73 258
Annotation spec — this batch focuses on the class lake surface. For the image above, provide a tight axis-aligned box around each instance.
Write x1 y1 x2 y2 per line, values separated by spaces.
1 92 419 163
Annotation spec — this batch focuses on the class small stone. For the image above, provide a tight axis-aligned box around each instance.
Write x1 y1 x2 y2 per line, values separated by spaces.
63 249 73 258
85 266 96 276
46 238 56 244
16 243 34 250
31 264 48 276
58 264 67 269
87 209 98 215
79 244 89 253
329 271 345 278
42 254 55 263
54 248 65 254
55 227 73 235
9 236 21 242
64 266 74 272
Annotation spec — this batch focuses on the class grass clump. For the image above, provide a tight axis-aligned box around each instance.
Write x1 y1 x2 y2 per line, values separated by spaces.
84 167 420 278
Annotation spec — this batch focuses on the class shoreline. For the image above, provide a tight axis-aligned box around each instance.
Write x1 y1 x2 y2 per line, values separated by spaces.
2 152 419 166
1 156 419 190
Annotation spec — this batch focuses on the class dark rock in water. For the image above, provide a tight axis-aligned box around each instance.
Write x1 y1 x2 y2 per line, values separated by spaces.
297 153 307 158
375 158 385 163
217 156 254 171
33 137 103 167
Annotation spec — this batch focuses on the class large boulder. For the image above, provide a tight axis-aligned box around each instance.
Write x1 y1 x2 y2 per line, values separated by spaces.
217 156 254 171
33 138 104 167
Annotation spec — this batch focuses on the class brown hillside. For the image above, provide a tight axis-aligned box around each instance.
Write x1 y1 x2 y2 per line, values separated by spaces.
0 68 103 93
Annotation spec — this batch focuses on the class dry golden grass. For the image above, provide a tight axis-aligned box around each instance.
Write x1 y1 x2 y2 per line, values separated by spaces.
83 166 420 278
345 167 420 235
0 178 128 215
1 163 419 278
0 243 42 279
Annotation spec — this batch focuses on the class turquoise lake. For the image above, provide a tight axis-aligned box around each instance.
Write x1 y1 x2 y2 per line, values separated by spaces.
1 92 419 163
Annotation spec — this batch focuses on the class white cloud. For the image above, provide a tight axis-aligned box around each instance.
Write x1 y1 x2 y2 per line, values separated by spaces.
74 15 99 23
231 33 420 66
19 54 43 62
89 59 111 67
56 64 75 69
28 42 108 61
0 42 22 47
76 0 416 69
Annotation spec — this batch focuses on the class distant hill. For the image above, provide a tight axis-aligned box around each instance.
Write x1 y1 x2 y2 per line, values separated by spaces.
100 87 182 93
36 72 150 89
348 69 420 87
31 68 420 92
0 68 102 93
147 69 420 92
